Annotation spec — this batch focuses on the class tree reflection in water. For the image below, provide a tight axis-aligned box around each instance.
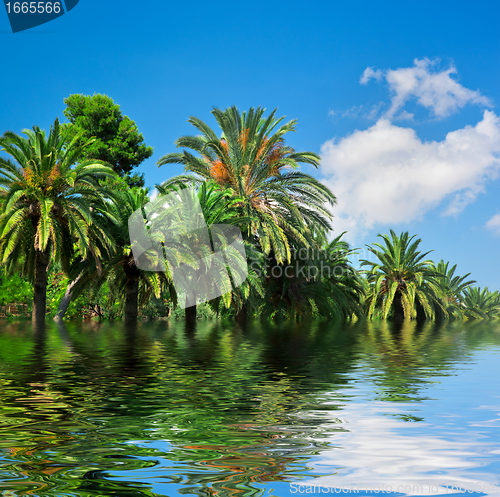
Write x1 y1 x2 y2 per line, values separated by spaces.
0 319 498 495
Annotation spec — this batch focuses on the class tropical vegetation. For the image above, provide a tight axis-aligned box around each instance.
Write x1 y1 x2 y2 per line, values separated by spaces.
0 118 116 324
157 106 336 264
0 101 498 323
361 230 445 321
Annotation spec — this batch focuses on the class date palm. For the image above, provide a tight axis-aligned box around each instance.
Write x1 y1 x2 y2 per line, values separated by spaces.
462 287 500 320
155 180 261 323
361 230 444 321
91 187 169 322
0 118 115 324
433 260 475 319
260 232 365 320
157 106 336 264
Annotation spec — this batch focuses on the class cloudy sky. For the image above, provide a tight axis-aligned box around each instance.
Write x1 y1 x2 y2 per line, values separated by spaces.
320 59 500 239
1 0 499 289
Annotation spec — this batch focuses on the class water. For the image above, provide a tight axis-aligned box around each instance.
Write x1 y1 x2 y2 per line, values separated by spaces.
0 319 499 496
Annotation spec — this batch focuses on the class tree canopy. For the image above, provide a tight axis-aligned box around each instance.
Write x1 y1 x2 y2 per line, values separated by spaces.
0 118 116 323
0 103 498 324
158 106 336 264
361 230 444 321
63 94 153 188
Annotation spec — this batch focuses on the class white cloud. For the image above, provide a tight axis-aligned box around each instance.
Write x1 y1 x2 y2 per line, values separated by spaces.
329 102 386 121
393 110 414 121
320 111 500 241
149 188 159 201
366 102 385 120
341 105 364 118
486 213 500 234
362 58 492 119
360 67 383 84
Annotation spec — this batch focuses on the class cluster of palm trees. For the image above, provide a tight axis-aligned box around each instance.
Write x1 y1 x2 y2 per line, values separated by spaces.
0 107 498 325
361 230 500 321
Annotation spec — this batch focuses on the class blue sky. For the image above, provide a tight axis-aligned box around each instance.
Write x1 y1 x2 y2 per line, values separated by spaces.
1 0 499 289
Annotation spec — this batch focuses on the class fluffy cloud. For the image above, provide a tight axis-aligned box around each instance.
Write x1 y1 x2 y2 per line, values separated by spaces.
486 213 500 234
362 58 492 119
360 67 383 84
320 111 500 240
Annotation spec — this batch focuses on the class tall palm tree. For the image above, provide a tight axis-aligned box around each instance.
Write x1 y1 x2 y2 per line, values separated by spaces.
433 260 475 319
0 119 115 324
155 180 260 323
157 106 336 264
361 230 444 321
260 232 365 320
93 188 170 322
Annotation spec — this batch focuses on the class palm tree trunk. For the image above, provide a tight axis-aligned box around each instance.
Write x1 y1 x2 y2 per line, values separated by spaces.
53 274 82 322
393 291 405 322
416 299 427 321
33 249 49 325
185 304 197 324
124 262 140 322
235 303 248 326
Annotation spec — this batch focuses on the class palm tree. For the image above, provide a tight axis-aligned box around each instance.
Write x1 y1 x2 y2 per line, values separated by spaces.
157 106 336 264
321 234 366 319
0 119 115 324
155 180 260 323
361 230 444 321
433 260 475 319
93 188 170 322
259 232 365 320
53 192 118 321
462 287 500 320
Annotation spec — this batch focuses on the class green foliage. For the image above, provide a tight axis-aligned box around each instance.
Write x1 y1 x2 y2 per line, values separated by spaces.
140 296 170 319
462 287 500 319
0 118 116 271
46 264 67 314
79 187 170 318
155 180 262 313
63 94 153 188
0 118 116 323
1 104 499 324
157 106 336 264
361 230 444 320
433 260 475 319
257 233 365 320
171 301 216 319
0 266 31 315
44 263 118 320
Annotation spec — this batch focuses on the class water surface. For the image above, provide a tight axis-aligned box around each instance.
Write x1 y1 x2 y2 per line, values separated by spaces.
0 319 499 496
